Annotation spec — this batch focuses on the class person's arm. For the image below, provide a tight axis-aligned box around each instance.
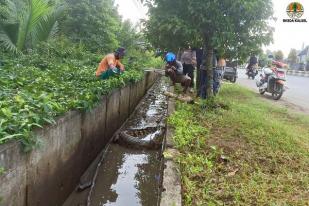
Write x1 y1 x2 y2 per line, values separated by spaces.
180 52 184 64
175 60 183 74
192 50 197 66
117 61 125 71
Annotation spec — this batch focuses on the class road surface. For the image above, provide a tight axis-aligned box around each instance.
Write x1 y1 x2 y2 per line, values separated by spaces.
236 69 309 114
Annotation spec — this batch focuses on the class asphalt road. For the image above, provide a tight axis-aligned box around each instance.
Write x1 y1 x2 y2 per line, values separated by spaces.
236 69 309 114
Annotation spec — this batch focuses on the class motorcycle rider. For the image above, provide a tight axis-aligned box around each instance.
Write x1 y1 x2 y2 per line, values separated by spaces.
257 60 287 100
246 54 258 76
260 60 285 85
164 52 191 93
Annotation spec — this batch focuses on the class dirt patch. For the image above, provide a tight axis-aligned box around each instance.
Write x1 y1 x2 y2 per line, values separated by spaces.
207 126 248 154
208 136 246 154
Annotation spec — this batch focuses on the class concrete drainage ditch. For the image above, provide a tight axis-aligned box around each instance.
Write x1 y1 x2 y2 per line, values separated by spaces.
63 78 168 206
0 71 164 206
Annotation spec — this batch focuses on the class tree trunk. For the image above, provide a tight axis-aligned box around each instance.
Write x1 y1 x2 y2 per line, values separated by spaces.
198 41 213 99
196 64 200 97
195 48 203 97
205 46 214 97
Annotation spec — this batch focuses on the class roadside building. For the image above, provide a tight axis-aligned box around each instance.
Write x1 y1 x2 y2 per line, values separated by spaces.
298 46 309 71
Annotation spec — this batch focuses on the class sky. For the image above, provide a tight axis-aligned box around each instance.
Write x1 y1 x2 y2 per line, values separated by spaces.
115 0 309 57
114 0 147 24
267 0 309 56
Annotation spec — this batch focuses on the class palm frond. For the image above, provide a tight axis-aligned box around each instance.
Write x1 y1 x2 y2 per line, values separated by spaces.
33 3 65 43
0 30 18 53
0 0 18 24
1 0 64 52
17 0 52 50
0 22 19 44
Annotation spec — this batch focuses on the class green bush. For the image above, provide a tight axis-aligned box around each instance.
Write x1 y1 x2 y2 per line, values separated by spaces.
0 40 157 147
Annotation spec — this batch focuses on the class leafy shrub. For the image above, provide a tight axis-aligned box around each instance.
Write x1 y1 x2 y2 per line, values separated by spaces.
0 40 152 146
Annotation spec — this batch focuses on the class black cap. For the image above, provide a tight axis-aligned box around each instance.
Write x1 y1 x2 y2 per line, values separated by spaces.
115 47 126 56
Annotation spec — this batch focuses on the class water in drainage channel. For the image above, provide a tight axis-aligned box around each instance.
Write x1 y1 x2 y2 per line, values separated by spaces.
64 78 168 206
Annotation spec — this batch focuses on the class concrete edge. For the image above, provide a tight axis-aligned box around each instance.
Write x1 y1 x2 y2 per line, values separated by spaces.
160 86 182 206
287 70 309 77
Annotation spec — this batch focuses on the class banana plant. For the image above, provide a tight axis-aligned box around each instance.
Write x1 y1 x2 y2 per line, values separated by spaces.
0 0 64 53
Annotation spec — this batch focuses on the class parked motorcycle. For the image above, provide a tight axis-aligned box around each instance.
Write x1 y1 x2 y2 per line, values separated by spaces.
256 66 286 100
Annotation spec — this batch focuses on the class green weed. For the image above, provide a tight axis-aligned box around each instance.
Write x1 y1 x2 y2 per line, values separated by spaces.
0 167 5 175
169 84 309 205
0 41 161 147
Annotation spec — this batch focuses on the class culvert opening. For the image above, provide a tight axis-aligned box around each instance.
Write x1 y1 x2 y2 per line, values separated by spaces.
63 78 168 206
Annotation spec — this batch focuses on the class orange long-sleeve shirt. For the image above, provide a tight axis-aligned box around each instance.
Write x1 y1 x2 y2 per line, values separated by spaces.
95 53 125 77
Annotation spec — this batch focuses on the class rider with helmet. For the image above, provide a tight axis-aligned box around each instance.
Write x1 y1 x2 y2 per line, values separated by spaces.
165 52 191 93
96 47 126 79
246 54 258 76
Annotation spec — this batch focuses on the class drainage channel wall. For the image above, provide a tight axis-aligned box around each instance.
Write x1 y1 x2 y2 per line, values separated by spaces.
0 71 159 206
160 86 182 206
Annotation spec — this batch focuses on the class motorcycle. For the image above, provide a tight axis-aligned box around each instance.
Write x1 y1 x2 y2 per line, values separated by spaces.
247 66 258 79
256 67 286 100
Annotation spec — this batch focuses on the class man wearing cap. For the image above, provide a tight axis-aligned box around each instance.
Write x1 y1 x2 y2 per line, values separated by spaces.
165 52 191 93
96 47 126 79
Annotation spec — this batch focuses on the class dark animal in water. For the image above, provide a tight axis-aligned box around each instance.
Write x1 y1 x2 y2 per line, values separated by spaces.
116 126 164 150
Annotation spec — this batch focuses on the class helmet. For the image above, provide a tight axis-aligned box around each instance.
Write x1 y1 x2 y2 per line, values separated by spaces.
115 47 126 56
272 60 286 68
165 52 176 63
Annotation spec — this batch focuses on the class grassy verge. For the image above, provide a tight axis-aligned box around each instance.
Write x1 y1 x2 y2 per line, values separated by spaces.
168 84 309 206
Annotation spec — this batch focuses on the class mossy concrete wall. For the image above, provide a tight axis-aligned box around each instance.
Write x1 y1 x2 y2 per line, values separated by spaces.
0 71 159 206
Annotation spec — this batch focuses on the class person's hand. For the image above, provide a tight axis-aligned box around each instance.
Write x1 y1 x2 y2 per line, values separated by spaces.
171 66 176 71
109 64 116 70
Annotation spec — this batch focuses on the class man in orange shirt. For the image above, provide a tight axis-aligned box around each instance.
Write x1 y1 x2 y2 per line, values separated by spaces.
96 47 126 79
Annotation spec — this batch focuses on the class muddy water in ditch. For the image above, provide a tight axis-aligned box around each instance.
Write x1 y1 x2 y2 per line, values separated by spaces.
64 78 168 206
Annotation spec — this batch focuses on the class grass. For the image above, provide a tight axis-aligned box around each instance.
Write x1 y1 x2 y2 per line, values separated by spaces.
168 84 309 206
0 167 4 175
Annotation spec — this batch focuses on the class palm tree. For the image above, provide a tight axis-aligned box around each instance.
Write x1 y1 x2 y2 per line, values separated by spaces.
0 0 64 53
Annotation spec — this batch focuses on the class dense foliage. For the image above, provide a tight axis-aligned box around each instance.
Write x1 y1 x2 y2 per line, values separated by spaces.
0 41 127 147
60 0 120 53
0 0 164 147
287 49 298 65
274 50 284 61
145 0 274 61
0 38 163 148
0 0 64 52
